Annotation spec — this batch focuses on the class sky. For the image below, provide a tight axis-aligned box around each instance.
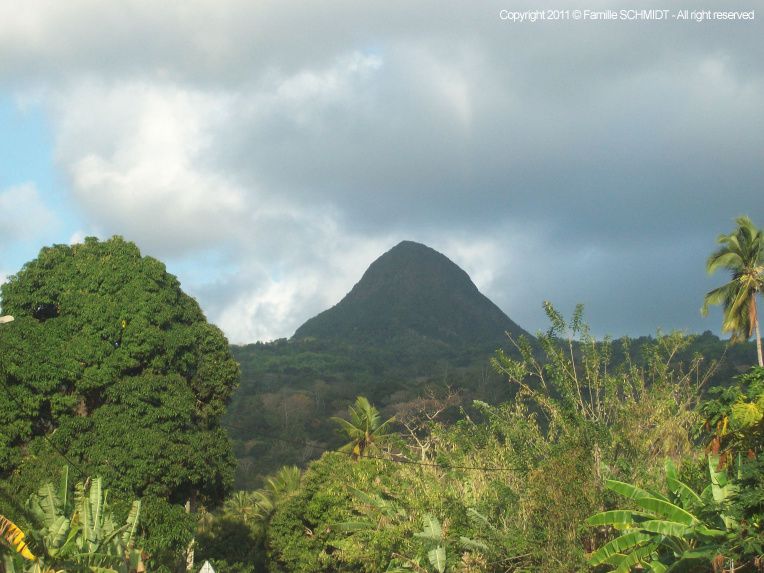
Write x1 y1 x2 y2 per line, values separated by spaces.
0 0 761 344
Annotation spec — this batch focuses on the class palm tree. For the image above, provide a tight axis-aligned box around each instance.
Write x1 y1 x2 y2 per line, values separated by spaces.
702 216 764 367
331 396 394 460
223 491 263 528
221 466 301 536
265 465 301 498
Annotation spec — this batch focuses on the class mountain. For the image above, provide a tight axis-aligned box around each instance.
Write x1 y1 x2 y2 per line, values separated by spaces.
227 242 757 488
294 240 530 348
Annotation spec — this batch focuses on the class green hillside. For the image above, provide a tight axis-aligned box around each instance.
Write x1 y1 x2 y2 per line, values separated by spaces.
225 242 759 488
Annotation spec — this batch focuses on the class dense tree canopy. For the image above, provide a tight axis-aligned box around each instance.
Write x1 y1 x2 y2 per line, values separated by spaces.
0 237 240 567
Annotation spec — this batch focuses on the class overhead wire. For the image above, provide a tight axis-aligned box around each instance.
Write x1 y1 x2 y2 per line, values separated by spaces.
139 396 526 472
0 336 524 477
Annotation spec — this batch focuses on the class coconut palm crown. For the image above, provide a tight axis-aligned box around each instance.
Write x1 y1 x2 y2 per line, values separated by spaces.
702 216 764 367
331 396 394 459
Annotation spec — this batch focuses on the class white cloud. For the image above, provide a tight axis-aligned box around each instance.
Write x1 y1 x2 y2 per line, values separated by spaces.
196 230 392 343
48 81 247 256
68 230 89 244
0 183 57 242
274 52 382 106
216 273 321 343
26 51 397 340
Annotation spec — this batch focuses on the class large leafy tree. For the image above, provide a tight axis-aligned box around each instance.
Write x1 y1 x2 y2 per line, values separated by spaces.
702 216 764 367
0 237 240 568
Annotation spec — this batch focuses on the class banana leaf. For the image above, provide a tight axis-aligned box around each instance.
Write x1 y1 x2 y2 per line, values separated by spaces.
589 531 652 566
415 515 442 542
0 515 36 560
586 510 653 527
635 520 691 537
630 497 697 526
613 542 659 573
606 480 669 503
427 546 446 573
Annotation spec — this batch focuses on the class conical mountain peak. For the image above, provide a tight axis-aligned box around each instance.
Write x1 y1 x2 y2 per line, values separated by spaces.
294 241 529 347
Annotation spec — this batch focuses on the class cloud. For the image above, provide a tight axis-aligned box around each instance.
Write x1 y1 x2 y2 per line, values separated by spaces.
2 1 763 341
0 183 57 242
189 229 393 343
44 81 248 256
68 230 88 244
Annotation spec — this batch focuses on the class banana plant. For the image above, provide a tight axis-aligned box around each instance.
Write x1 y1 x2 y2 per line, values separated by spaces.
410 515 447 573
2 467 144 573
586 457 737 572
399 514 488 573
67 477 143 571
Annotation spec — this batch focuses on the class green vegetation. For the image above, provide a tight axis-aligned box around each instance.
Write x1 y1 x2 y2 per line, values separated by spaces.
587 458 737 572
227 325 755 490
2 221 764 572
226 336 515 488
0 237 239 571
207 306 739 572
2 468 143 573
195 465 302 573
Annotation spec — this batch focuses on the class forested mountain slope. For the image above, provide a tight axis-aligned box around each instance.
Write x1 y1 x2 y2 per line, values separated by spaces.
225 242 757 488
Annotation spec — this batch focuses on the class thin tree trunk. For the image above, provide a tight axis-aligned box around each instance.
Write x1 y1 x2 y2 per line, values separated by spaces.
756 315 763 367
185 491 197 573
754 295 763 367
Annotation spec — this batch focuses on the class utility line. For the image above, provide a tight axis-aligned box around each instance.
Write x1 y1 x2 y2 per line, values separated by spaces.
139 396 526 473
225 422 525 472
0 374 525 477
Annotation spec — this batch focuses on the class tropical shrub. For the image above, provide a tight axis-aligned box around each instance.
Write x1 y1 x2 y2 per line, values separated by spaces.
701 366 764 567
587 457 738 572
1 467 143 573
702 366 764 461
492 303 707 486
195 466 302 573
